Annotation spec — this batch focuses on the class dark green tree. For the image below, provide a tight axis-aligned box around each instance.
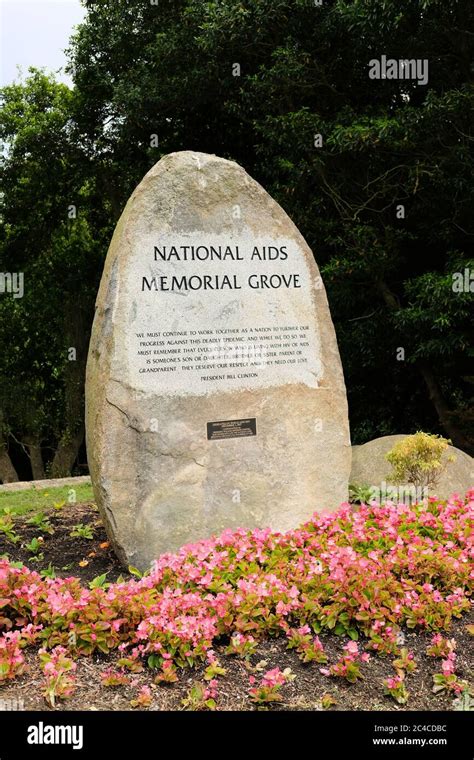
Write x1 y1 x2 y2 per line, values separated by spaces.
68 0 474 452
1 0 472 483
0 71 112 478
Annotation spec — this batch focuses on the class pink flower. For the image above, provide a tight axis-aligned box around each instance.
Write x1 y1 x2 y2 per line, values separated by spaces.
313 636 324 651
385 675 403 690
297 625 311 636
441 652 456 676
261 668 286 688
344 641 359 656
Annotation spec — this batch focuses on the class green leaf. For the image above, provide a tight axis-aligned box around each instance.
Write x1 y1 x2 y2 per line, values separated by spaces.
89 572 108 589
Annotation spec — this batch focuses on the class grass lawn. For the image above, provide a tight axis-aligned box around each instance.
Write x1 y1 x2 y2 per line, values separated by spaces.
0 483 94 516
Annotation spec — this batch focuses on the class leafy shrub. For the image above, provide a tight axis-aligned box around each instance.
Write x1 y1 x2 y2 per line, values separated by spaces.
70 523 94 540
182 681 217 711
130 685 152 708
386 432 453 490
27 513 54 534
249 667 294 706
100 668 128 687
320 641 369 683
0 516 20 544
39 646 76 707
0 631 25 681
285 625 327 664
383 674 409 704
392 648 416 675
349 483 374 505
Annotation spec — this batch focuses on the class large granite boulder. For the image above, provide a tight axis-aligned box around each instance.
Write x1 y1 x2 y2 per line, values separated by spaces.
86 151 351 569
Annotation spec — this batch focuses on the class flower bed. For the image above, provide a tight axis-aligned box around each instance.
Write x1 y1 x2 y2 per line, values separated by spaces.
0 492 472 708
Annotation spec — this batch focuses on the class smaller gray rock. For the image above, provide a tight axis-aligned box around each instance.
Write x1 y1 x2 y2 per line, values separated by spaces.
350 434 473 501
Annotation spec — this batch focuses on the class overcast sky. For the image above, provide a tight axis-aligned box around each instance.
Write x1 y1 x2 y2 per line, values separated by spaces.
0 0 86 87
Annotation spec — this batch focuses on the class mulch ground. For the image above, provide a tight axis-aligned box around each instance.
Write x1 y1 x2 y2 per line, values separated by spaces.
0 501 124 584
0 503 472 712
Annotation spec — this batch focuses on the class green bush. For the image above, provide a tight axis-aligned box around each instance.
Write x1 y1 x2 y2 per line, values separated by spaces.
386 432 454 491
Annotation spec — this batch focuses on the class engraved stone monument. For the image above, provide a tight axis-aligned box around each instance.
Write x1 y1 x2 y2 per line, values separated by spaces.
85 151 351 569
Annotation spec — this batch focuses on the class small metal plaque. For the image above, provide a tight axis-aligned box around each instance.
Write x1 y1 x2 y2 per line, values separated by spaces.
207 418 257 441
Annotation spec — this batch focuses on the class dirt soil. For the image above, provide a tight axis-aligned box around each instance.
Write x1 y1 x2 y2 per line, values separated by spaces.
0 503 472 712
0 502 124 584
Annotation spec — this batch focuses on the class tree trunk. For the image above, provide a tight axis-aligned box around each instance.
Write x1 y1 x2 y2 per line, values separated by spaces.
0 440 18 483
50 303 88 477
24 436 46 480
0 408 19 483
50 424 85 478
418 363 473 455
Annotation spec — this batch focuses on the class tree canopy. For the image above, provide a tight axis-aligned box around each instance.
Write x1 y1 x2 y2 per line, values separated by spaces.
0 0 473 480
